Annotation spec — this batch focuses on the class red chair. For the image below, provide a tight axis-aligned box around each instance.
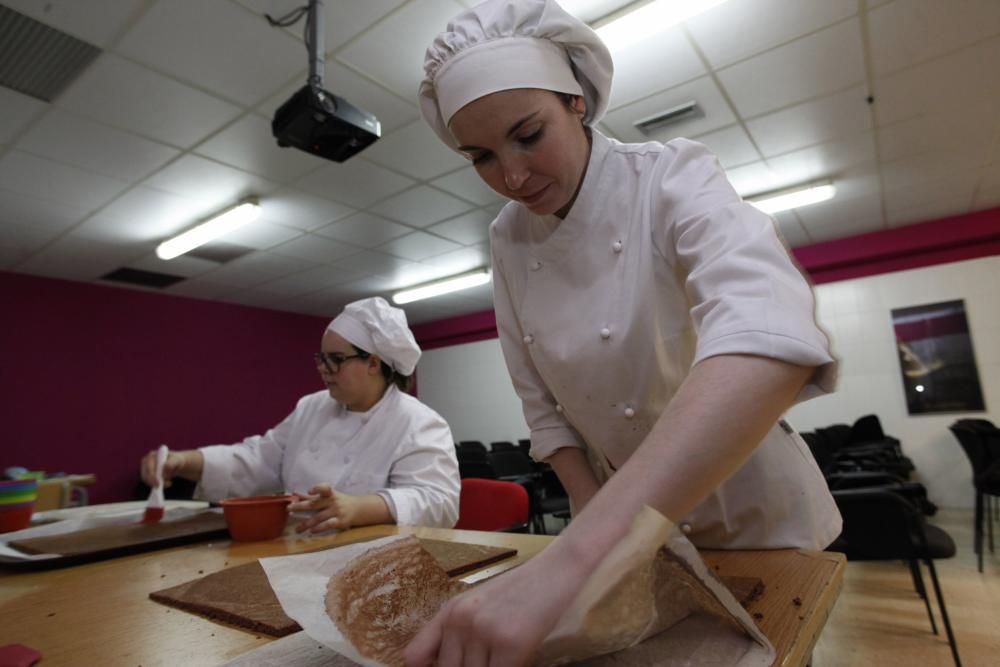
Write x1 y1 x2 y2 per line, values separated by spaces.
454 478 530 532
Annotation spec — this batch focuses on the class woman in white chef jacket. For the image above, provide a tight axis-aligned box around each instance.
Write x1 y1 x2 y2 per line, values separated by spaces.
405 1 842 665
139 297 460 532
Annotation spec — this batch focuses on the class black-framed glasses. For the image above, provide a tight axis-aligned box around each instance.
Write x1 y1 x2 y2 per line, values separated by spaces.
313 351 368 374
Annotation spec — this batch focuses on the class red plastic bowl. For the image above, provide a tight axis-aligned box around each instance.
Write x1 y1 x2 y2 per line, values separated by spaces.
219 495 292 541
0 502 34 533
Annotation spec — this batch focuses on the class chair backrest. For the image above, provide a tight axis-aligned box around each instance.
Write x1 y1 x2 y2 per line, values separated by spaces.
457 440 487 453
487 449 536 478
800 431 834 474
458 461 497 480
849 414 887 444
490 441 516 451
816 424 852 451
949 424 990 478
517 438 532 457
830 488 927 560
454 478 529 531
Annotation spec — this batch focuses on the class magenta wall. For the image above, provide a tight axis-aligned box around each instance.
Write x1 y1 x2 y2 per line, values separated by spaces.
0 271 329 504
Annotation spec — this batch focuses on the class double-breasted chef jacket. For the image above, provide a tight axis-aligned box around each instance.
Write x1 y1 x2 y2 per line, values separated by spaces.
491 130 842 550
198 385 460 528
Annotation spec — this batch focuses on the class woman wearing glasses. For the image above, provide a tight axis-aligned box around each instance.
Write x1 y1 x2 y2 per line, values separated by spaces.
139 296 460 532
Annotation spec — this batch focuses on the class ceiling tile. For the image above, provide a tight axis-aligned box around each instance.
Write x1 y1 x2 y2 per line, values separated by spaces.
746 85 873 158
431 167 503 206
2 0 147 48
194 114 328 184
975 163 1000 209
886 194 973 228
689 124 761 168
255 263 358 295
371 186 474 227
772 211 811 248
884 169 979 223
874 36 1000 126
313 212 412 248
203 250 313 287
798 192 885 243
606 27 706 110
294 158 414 208
237 0 406 53
73 186 215 243
762 132 877 189
0 150 129 211
256 189 355 231
17 108 179 182
378 231 461 261
270 233 360 263
869 0 1000 76
333 250 421 281
117 1 305 107
880 149 986 192
363 119 468 180
0 219 63 259
717 19 865 118
218 288 289 310
257 60 419 134
16 236 147 282
337 0 465 99
724 161 784 197
421 244 491 275
602 76 736 144
56 54 242 148
0 86 47 145
143 155 278 206
165 277 240 300
877 98 998 164
685 0 857 69
0 188 91 231
426 209 494 245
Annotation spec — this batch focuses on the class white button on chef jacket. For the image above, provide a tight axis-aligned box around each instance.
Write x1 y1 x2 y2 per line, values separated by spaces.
490 131 841 551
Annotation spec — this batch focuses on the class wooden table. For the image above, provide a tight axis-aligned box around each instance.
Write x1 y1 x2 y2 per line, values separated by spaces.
0 523 844 666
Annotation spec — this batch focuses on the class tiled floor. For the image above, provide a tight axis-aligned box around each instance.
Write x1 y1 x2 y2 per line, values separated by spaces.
814 507 1000 667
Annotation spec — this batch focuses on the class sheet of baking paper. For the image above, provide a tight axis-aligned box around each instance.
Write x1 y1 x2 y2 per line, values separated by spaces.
218 631 358 667
0 503 211 561
259 534 411 667
260 507 774 667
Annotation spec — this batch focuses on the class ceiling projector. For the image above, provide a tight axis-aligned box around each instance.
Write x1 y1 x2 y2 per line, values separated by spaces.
272 84 380 163
269 0 380 162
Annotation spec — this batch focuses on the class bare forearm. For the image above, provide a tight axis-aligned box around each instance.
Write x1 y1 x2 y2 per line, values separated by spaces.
545 354 813 570
545 446 601 513
354 494 395 526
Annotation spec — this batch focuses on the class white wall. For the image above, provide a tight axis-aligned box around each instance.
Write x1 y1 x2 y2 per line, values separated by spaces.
787 255 1000 510
417 256 1000 509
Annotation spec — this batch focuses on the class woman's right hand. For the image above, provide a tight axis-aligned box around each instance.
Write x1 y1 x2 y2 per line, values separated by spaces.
140 448 201 487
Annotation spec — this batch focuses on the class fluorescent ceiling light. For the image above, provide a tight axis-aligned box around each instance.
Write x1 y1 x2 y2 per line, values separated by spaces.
156 199 261 260
594 0 731 51
392 269 492 305
747 182 836 215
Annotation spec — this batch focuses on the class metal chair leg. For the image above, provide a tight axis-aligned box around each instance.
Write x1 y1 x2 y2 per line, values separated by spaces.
988 494 995 554
974 493 983 573
924 558 962 667
909 559 937 635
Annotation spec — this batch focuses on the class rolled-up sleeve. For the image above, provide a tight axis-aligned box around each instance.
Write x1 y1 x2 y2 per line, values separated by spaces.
655 140 837 399
377 411 460 528
197 411 294 501
491 227 587 462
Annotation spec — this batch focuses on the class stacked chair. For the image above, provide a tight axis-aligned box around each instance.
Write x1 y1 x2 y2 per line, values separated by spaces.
454 478 530 532
948 419 1000 572
804 414 962 667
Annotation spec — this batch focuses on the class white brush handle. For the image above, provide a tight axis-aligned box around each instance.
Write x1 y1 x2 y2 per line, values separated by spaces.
150 444 168 508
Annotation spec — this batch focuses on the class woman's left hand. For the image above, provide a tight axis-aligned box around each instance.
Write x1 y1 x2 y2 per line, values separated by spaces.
288 484 361 532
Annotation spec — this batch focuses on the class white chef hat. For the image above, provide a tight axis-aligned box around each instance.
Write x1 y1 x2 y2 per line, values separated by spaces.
418 0 613 151
327 297 421 376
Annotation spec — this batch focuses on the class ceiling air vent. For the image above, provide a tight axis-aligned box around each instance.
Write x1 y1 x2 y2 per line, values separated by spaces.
101 268 186 289
0 4 102 102
633 100 701 134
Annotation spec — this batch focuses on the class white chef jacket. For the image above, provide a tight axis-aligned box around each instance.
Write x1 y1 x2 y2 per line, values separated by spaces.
490 130 842 550
197 385 460 528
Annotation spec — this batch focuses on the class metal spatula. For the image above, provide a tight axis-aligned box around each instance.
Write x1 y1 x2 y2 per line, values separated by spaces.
142 444 168 524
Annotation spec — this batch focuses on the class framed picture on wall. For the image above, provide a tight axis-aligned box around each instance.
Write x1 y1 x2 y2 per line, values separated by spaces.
891 299 986 415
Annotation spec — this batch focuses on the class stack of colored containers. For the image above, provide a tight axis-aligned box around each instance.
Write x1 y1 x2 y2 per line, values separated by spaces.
0 479 38 533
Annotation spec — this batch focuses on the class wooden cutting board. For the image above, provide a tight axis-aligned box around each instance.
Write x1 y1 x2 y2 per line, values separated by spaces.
149 538 519 637
9 512 229 558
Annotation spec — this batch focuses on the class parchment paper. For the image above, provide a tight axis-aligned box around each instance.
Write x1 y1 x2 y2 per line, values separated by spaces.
259 507 775 666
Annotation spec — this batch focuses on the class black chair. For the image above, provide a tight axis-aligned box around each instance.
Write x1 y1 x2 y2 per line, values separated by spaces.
829 488 962 667
825 470 937 516
489 441 516 451
456 441 490 465
531 466 571 535
949 421 1000 572
458 460 497 480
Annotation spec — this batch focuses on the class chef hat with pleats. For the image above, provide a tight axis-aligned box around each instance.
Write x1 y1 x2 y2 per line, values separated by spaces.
328 297 421 376
419 0 613 151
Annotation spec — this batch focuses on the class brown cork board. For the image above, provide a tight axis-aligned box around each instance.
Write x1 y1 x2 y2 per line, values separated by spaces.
149 538 518 636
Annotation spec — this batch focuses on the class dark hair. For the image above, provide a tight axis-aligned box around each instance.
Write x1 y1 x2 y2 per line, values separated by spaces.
351 345 413 392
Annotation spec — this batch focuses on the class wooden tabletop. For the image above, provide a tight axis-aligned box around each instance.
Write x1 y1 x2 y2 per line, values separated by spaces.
0 522 844 667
